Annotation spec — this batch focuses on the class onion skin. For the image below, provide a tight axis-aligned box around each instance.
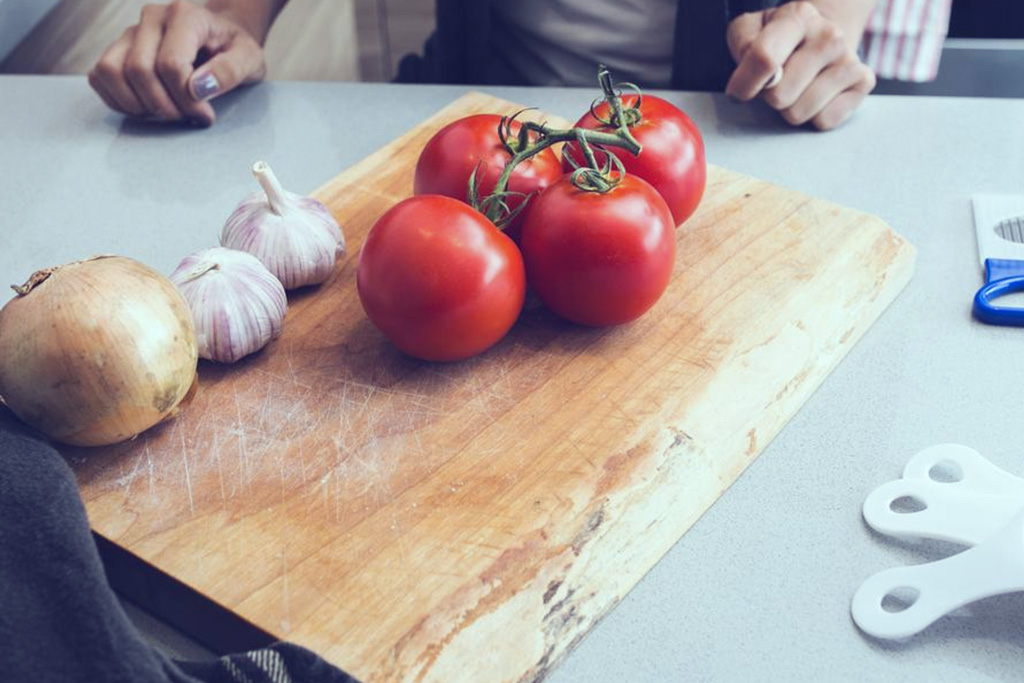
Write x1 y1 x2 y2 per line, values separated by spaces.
0 256 199 447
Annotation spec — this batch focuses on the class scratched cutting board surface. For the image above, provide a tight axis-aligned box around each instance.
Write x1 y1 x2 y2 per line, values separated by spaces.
68 92 915 682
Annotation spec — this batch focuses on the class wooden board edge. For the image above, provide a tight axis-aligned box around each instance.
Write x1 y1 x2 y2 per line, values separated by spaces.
389 213 920 683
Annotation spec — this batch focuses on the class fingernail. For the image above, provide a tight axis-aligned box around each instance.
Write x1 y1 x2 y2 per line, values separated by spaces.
191 72 220 101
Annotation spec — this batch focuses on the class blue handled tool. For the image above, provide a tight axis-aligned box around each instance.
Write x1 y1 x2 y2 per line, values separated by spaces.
971 195 1024 326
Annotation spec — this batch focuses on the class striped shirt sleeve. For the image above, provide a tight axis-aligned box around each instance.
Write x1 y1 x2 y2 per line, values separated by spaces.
861 0 952 81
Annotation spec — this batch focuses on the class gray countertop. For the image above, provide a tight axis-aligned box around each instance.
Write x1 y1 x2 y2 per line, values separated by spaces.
3 75 1024 683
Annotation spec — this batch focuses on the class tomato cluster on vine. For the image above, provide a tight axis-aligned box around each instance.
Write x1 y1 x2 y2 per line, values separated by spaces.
356 68 706 362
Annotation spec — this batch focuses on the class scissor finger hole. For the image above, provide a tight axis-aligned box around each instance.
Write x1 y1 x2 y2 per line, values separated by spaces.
889 495 927 514
989 289 1024 308
881 587 920 613
928 460 964 483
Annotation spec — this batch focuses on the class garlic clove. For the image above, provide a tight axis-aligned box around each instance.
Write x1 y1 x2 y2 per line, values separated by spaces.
170 247 287 363
220 161 345 290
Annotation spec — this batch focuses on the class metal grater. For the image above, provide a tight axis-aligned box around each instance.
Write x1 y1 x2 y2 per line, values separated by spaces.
971 195 1024 325
994 215 1024 244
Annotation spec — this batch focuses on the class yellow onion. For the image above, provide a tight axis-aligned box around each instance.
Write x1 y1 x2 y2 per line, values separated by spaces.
0 255 199 447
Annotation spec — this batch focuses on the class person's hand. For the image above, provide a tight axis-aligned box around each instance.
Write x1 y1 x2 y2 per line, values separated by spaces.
725 1 876 131
88 1 268 126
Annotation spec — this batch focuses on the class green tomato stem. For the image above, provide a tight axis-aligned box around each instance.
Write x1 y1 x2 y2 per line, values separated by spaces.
482 66 645 224
486 124 640 220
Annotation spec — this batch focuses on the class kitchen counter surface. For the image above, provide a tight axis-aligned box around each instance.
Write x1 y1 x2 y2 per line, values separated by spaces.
2 75 1024 683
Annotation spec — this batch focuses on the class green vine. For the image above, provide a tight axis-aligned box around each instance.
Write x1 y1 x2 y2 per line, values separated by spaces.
474 65 645 227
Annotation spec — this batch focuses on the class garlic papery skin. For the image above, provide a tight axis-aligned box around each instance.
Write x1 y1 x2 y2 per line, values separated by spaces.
170 247 287 364
220 161 345 290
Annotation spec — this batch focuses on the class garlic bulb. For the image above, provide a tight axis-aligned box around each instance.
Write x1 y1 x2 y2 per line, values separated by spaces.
170 247 287 363
221 161 344 290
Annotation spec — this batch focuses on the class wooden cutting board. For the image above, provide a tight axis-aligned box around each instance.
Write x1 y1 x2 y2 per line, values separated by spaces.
68 92 915 682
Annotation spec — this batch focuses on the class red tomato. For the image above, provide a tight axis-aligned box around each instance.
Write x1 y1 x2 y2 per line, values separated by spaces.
357 195 526 362
562 95 705 227
519 174 676 327
413 113 563 239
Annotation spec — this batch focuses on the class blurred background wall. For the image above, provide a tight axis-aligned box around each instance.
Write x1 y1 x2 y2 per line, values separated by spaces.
0 0 435 82
0 1 1020 94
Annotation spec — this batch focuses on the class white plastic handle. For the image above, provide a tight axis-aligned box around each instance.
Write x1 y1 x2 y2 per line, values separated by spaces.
862 444 1024 546
852 508 1024 639
901 444 1024 497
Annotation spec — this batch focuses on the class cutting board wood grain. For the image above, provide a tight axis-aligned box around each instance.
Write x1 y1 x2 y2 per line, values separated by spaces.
68 92 915 683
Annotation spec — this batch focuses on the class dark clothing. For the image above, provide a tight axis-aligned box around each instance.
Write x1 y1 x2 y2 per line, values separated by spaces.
0 410 358 683
949 0 1024 39
397 0 783 91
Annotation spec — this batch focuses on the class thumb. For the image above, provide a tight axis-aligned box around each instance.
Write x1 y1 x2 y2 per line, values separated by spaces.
188 41 266 103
